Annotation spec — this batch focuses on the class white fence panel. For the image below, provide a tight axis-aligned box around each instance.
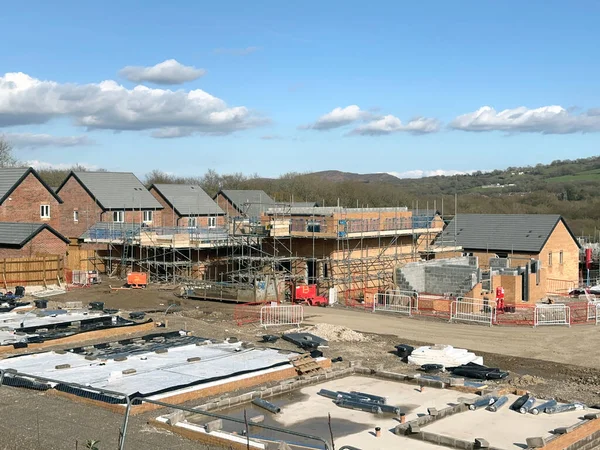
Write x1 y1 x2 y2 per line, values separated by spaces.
450 297 496 326
596 303 600 325
260 305 304 328
373 290 418 316
588 301 600 321
534 304 570 327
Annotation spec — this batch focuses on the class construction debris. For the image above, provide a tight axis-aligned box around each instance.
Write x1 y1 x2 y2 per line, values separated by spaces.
291 324 368 342
408 345 483 367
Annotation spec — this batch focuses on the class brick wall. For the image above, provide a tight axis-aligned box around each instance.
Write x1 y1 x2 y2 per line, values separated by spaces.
150 187 226 228
0 173 62 229
540 220 579 283
56 176 103 239
215 193 241 217
0 229 68 258
99 209 163 227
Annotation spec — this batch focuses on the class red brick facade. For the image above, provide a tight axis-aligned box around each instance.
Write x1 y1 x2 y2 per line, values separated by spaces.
0 172 62 229
57 176 163 239
0 229 68 258
215 193 241 217
56 175 103 239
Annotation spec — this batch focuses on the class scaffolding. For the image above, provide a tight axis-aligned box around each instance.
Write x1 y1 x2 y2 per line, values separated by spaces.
79 199 447 301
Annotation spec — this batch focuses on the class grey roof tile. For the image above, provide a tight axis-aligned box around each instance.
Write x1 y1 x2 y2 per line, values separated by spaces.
219 190 276 217
152 184 224 216
0 222 69 246
0 167 62 204
63 172 162 210
434 214 574 253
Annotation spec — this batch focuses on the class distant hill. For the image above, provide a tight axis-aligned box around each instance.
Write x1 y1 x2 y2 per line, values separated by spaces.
308 170 401 184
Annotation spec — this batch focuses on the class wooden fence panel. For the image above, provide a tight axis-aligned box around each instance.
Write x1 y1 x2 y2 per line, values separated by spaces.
0 256 64 288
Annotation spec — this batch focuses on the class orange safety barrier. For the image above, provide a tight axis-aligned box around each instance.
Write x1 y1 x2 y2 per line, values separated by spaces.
127 272 147 287
234 301 274 326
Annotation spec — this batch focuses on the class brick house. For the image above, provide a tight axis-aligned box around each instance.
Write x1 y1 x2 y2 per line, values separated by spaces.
0 167 63 229
214 190 276 219
434 214 580 284
149 184 225 228
55 172 163 239
0 222 69 258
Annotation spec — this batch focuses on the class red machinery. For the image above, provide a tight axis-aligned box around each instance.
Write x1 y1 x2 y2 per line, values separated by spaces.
495 286 505 312
294 284 328 307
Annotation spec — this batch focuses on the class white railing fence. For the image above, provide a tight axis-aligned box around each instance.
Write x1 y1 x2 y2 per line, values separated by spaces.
534 304 570 327
595 303 600 326
260 305 304 328
587 301 600 321
450 297 496 326
373 290 418 316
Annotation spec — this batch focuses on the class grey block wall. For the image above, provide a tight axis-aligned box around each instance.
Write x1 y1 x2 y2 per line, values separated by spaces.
424 266 478 296
395 257 479 295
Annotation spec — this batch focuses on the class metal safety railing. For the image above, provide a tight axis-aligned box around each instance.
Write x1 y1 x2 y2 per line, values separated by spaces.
373 290 418 316
534 304 571 327
587 301 600 321
260 305 304 328
450 297 496 326
595 303 600 326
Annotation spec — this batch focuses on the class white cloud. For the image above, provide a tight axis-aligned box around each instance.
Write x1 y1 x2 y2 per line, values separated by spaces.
301 105 367 130
351 115 440 136
24 160 99 171
0 72 266 137
118 59 205 85
450 105 600 134
388 169 478 179
3 132 93 149
213 46 261 56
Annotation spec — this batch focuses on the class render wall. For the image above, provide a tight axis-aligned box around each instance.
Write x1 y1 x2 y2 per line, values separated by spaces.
0 230 68 258
0 173 62 229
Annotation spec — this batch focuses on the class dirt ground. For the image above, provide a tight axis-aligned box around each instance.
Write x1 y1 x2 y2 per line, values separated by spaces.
1 283 598 449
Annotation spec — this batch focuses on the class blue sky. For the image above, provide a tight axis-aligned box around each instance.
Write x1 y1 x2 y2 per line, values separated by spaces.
1 1 599 178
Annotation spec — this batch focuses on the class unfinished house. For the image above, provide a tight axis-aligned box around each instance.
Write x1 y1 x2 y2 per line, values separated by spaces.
56 171 164 239
215 189 276 219
0 222 69 258
432 214 580 296
0 167 63 230
149 184 226 228
213 206 447 304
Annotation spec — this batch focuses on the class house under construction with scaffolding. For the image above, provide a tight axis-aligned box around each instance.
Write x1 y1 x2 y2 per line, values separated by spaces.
59 176 449 302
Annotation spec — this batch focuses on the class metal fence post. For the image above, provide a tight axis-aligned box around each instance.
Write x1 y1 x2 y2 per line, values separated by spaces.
119 397 133 450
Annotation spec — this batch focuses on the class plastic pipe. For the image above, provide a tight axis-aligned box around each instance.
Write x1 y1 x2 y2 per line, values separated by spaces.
335 399 383 414
252 398 281 414
349 391 387 404
531 399 557 415
510 394 530 411
488 395 509 412
545 403 585 415
469 396 496 410
519 396 536 414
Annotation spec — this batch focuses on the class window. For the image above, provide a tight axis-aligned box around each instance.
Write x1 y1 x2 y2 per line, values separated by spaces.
548 252 553 267
143 210 153 223
188 217 197 228
113 211 124 223
559 251 564 265
208 217 217 228
40 205 50 218
73 210 79 222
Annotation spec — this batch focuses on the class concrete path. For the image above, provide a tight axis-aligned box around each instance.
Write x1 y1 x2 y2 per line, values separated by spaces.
304 307 599 368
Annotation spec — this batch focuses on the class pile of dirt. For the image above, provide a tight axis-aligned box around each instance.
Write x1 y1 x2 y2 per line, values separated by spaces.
291 323 369 342
510 374 545 387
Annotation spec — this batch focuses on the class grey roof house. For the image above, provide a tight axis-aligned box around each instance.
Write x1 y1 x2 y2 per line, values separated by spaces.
434 214 579 254
215 189 276 218
57 172 163 211
149 184 225 226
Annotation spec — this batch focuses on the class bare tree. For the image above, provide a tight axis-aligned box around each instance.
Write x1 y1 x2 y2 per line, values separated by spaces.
0 137 17 168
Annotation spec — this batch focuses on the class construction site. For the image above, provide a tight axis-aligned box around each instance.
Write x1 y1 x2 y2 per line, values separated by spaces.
0 189 598 449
